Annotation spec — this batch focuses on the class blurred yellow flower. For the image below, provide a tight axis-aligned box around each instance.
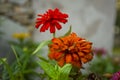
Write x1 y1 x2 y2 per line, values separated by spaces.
12 32 30 40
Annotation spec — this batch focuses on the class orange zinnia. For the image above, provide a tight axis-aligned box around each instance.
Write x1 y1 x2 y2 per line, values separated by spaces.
48 32 93 68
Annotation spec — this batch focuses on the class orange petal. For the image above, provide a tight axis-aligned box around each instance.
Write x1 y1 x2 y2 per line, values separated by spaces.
65 54 72 63
52 44 59 49
82 49 91 53
58 57 65 67
52 38 62 44
81 58 88 63
85 54 93 60
78 52 84 57
81 45 91 49
48 53 55 59
72 61 82 68
81 42 88 47
72 53 79 61
68 45 74 51
54 52 63 60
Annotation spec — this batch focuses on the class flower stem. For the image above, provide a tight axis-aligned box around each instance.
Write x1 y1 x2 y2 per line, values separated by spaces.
53 32 56 38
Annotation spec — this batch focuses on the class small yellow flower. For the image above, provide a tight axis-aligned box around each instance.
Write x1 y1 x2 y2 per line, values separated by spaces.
12 32 30 40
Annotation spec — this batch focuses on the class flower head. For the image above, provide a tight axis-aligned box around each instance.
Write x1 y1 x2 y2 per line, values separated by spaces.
12 32 30 40
35 8 68 33
111 71 120 80
93 48 107 56
48 32 93 68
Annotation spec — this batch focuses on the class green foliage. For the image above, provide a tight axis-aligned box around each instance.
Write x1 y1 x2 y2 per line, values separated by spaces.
1 39 41 80
0 58 6 65
37 60 72 80
89 56 120 75
32 40 52 55
63 25 72 37
58 64 72 80
37 61 58 80
61 25 72 37
0 58 15 80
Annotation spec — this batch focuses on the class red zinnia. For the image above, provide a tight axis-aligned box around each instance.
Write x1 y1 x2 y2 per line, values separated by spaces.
35 8 68 33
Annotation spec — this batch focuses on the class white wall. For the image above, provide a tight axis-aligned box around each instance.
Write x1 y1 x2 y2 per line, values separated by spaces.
0 0 116 54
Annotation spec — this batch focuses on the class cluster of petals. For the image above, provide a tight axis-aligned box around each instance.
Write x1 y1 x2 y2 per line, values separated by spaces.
35 8 68 33
48 32 93 68
111 71 120 80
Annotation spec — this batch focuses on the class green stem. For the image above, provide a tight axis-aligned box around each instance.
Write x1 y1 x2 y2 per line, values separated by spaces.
11 45 24 80
37 54 49 62
53 32 56 38
19 39 24 47
11 45 22 66
0 58 15 80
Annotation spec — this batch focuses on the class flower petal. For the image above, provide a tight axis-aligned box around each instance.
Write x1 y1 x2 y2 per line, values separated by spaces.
65 54 72 63
55 22 62 30
50 24 55 33
57 57 65 67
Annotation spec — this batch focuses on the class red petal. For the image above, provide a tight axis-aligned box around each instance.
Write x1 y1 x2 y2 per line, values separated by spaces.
50 24 55 33
44 23 50 30
36 18 42 20
40 22 50 32
55 22 62 30
54 8 59 13
58 19 68 23
35 22 42 28
38 14 42 16
40 25 46 32
62 14 68 18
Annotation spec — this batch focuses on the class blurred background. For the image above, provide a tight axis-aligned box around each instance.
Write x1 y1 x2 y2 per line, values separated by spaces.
0 0 120 80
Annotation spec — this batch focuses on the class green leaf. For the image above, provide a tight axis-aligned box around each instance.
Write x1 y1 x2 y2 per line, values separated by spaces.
32 40 52 55
11 45 22 67
0 58 6 65
37 54 49 62
62 25 72 37
105 61 114 73
58 64 72 80
0 58 15 80
37 60 57 79
12 45 24 56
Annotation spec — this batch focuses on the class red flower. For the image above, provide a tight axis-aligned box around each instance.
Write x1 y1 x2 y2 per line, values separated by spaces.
35 8 68 33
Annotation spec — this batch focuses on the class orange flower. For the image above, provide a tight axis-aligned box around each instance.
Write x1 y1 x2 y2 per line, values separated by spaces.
48 32 93 68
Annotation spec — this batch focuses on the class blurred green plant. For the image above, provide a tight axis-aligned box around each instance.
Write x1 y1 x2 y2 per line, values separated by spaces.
32 26 74 80
38 61 72 80
0 32 41 80
88 54 120 80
